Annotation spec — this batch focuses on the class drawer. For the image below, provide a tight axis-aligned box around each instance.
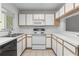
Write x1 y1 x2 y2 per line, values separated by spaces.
64 42 75 53
65 3 74 13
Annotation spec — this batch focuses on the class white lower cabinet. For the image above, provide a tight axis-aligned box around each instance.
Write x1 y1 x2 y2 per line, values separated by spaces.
17 34 26 56
46 38 51 48
52 34 77 56
65 3 74 13
23 38 26 51
45 14 54 25
17 40 23 56
64 47 75 56
75 3 79 8
53 39 57 54
57 42 63 56
26 14 32 25
27 35 32 48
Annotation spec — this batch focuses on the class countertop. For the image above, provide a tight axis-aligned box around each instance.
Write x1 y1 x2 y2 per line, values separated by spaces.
1 32 79 47
0 33 25 46
0 37 16 46
53 32 79 47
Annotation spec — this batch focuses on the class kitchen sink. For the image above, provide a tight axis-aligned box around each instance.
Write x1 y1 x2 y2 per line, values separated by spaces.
2 33 22 37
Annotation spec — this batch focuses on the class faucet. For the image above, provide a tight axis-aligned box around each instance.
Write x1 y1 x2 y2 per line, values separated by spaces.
8 29 13 36
8 30 11 36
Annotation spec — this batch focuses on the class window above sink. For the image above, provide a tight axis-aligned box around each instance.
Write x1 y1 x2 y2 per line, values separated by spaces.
0 7 13 32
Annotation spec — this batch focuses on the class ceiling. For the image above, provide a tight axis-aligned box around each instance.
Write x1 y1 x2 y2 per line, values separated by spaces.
11 3 64 11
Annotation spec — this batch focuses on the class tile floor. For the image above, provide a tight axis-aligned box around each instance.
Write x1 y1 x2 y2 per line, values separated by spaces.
21 49 55 56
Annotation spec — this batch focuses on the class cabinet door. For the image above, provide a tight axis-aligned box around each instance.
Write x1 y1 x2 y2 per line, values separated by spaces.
26 14 32 25
33 14 39 19
45 14 54 25
33 14 44 19
57 42 63 56
23 38 26 51
53 39 57 54
75 3 79 8
39 14 44 19
59 6 64 17
64 47 75 56
17 40 23 56
27 37 32 48
56 11 60 19
65 3 74 13
46 38 51 48
52 38 53 49
19 14 26 25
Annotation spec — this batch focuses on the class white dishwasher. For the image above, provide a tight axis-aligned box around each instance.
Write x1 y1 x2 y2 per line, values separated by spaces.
32 34 46 49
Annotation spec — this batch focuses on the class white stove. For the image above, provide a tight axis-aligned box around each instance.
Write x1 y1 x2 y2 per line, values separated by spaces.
32 28 46 49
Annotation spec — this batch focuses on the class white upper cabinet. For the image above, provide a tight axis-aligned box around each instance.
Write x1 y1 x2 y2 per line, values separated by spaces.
33 14 44 19
65 3 74 13
19 14 26 25
59 5 65 17
26 14 33 25
19 13 55 26
75 3 79 8
33 14 45 26
56 10 60 19
45 14 54 25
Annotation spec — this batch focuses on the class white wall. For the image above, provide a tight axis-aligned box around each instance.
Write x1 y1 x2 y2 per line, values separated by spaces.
0 3 1 15
58 18 66 32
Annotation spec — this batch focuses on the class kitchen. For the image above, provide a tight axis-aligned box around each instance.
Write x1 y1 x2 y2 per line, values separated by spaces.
0 3 79 56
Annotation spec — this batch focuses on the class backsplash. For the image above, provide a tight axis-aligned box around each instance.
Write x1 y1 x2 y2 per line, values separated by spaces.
0 32 8 36
17 26 59 34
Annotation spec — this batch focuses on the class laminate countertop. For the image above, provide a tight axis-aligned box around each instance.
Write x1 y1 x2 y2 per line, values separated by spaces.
52 32 79 47
0 33 25 46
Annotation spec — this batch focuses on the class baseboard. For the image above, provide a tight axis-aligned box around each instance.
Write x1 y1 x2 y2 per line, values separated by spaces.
26 48 32 49
46 48 52 50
